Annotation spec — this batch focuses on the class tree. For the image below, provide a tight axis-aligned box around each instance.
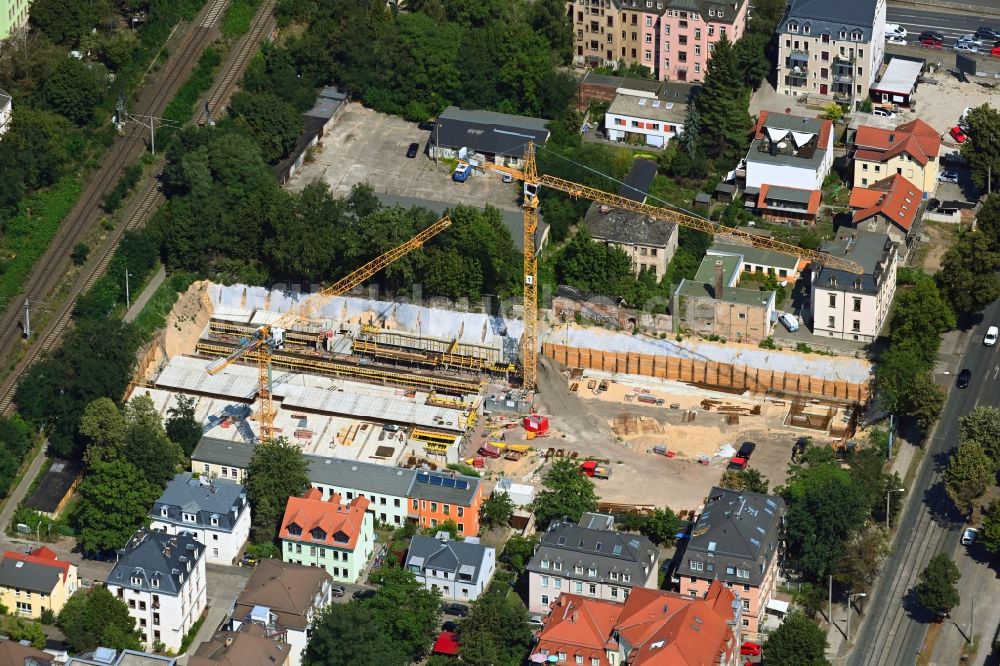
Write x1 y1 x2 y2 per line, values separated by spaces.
943 441 992 515
58 587 142 653
5 615 46 649
501 534 538 575
906 372 947 431
457 591 535 666
365 567 442 661
936 230 1000 317
80 397 128 468
718 467 770 494
28 0 103 43
122 395 184 487
532 458 599 528
960 406 1000 466
480 491 515 531
74 460 160 555
230 91 304 164
693 36 751 161
531 0 573 65
306 602 409 666
914 554 961 618
975 195 1000 251
42 58 104 125
961 104 1000 192
165 395 202 458
245 438 311 543
640 506 683 545
555 228 636 298
833 525 890 594
781 462 868 581
762 611 829 666
979 500 1000 554
424 519 462 541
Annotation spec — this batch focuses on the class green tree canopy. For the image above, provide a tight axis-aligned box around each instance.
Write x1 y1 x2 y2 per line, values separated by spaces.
936 230 1000 317
29 0 105 44
914 553 961 617
943 441 992 515
501 534 538 575
245 437 311 543
960 406 1000 467
74 459 160 555
305 602 409 666
42 58 104 125
456 590 535 665
365 567 442 661
165 394 203 458
229 91 304 164
640 506 683 546
979 500 1000 555
762 610 830 666
693 36 751 161
5 616 46 649
833 525 890 594
58 587 142 653
532 458 599 528
718 467 770 494
961 104 1000 192
555 228 636 298
80 397 128 468
480 491 515 531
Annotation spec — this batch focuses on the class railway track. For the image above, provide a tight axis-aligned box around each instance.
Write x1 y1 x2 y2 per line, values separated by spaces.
202 0 278 120
0 0 278 415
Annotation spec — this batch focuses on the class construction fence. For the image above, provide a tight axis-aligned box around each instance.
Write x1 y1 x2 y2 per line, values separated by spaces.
543 343 870 403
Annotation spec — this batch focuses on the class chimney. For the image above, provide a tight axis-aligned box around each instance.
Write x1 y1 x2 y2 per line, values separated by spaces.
714 260 724 299
225 637 234 648
769 139 777 156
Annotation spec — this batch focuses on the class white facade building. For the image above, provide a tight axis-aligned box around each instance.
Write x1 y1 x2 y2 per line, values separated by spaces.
106 531 207 653
744 112 834 191
0 90 10 137
404 533 496 602
150 473 251 565
604 88 689 148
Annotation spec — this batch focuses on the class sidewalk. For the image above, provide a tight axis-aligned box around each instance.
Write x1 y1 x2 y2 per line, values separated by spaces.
124 264 166 324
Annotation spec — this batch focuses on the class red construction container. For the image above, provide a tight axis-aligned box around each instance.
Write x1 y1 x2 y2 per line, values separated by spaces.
523 415 549 434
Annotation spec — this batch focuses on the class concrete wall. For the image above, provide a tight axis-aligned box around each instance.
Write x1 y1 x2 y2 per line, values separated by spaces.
542 343 870 402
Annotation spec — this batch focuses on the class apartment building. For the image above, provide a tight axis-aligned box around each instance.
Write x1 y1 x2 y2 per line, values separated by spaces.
150 472 251 565
675 487 785 637
776 0 887 107
849 174 920 244
852 118 941 194
811 229 898 342
405 532 496 602
106 531 207 652
526 513 659 614
279 489 374 583
191 437 483 536
0 90 10 137
0 0 29 41
190 625 291 666
567 0 749 82
0 546 78 619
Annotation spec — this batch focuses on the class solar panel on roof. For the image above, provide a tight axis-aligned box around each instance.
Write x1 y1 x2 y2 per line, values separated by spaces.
429 476 443 486
416 473 430 484
455 480 468 490
442 478 456 488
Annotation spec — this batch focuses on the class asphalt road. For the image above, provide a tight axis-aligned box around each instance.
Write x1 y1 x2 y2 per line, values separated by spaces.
849 303 1000 665
887 6 997 44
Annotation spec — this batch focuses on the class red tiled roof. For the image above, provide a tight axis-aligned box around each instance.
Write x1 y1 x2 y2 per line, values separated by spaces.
752 110 832 147
853 118 941 167
279 488 369 551
535 595 621 666
851 174 920 232
433 631 460 656
2 547 72 582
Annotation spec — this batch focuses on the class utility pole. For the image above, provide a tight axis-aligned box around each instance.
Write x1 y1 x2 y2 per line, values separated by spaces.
887 414 894 459
22 298 29 339
829 575 833 627
125 266 132 310
847 592 867 642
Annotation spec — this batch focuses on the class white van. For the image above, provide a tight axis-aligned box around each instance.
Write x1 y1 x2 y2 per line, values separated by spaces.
778 313 799 333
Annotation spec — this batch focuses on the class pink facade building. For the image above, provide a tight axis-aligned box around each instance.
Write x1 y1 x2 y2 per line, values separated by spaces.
658 0 748 82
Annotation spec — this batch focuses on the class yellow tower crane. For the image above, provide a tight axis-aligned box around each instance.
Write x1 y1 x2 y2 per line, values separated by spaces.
204 215 453 443
482 143 864 390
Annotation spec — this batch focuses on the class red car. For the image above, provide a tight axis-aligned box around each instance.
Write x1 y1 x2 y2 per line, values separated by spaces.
920 38 943 49
740 641 762 656
950 126 968 143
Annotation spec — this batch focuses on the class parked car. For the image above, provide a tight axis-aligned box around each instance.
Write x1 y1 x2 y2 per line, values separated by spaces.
886 23 907 38
501 172 513 183
353 589 376 600
942 150 967 166
954 43 979 54
920 38 944 48
958 34 987 47
886 35 907 46
740 642 762 656
957 368 972 389
729 441 757 471
993 45 1000 57
961 528 978 545
950 126 968 143
442 603 470 617
778 312 799 332
239 554 258 567
406 142 420 158
331 586 346 598
976 26 1000 41
872 108 896 119
418 121 437 131
985 325 999 346
919 30 944 42
527 615 545 629
938 170 959 184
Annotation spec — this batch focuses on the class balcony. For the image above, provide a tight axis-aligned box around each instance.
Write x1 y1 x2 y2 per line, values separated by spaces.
833 55 855 64
789 49 809 62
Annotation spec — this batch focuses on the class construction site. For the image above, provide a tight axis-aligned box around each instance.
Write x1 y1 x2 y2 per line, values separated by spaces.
128 142 877 512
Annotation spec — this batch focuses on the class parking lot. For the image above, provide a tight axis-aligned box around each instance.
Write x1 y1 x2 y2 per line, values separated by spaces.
286 103 521 211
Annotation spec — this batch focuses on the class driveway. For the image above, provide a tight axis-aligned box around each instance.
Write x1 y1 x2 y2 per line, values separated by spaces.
286 104 521 212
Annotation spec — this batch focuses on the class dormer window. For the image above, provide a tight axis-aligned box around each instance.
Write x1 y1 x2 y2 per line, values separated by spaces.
788 22 797 32
587 567 597 577
130 576 142 586
840 30 847 39
287 523 302 537
151 579 159 588
852 30 862 41
160 507 168 517
182 512 196 523
574 565 584 574
311 527 327 541
803 25 810 34
717 9 723 18
334 531 349 544
541 560 550 570
210 514 219 527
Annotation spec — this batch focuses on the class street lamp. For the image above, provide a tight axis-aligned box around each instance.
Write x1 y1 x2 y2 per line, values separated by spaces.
125 267 134 310
847 592 867 642
886 487 906 531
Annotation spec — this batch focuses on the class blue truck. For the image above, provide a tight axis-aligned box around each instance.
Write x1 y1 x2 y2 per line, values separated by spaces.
452 162 473 182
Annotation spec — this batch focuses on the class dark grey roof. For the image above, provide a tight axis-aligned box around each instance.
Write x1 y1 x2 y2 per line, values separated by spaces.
0 557 61 594
782 0 879 37
192 437 480 506
817 229 896 295
192 437 257 469
0 89 10 107
747 113 828 170
108 531 205 597
24 459 81 513
583 204 677 247
151 472 247 533
65 649 177 665
526 516 658 585
662 0 746 25
676 487 785 587
581 71 663 94
432 106 550 158
619 159 657 202
765 185 813 204
405 534 493 580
